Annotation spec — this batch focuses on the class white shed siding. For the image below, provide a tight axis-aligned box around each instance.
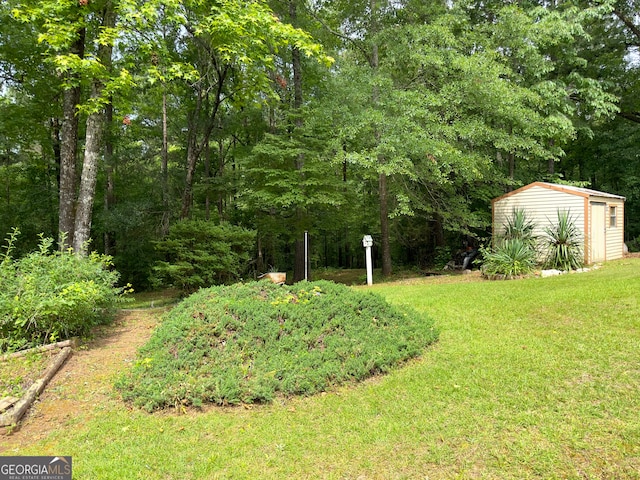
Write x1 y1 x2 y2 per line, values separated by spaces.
605 199 625 260
492 182 626 265
493 185 585 242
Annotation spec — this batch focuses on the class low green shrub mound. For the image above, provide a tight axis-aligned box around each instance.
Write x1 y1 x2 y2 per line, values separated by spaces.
116 280 438 411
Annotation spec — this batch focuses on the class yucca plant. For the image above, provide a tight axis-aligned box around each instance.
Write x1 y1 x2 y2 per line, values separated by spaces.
481 209 538 279
543 210 584 271
481 238 538 279
503 208 538 248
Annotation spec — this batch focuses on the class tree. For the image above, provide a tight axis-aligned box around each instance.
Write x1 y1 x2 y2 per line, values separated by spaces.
12 0 131 254
2 0 637 285
611 0 640 124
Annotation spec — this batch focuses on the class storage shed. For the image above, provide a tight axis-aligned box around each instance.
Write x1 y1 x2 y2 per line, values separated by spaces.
492 182 626 264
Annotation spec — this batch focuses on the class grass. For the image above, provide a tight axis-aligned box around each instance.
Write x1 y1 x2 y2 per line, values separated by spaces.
313 267 431 285
3 259 640 478
0 351 55 398
124 288 182 309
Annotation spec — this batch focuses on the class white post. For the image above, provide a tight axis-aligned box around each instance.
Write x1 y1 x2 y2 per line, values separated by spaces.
304 231 309 281
362 235 373 286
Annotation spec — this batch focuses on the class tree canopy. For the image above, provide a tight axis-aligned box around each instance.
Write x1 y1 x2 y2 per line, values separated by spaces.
0 0 637 287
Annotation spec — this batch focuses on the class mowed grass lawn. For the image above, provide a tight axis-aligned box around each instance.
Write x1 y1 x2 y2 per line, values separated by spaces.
5 259 640 479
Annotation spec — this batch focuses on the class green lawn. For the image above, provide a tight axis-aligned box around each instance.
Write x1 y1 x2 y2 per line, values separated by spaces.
4 259 640 479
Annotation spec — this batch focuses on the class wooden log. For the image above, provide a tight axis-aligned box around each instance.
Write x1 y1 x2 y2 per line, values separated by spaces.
0 346 72 427
0 338 78 362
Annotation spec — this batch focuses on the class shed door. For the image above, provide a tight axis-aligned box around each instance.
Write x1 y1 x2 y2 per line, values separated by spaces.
590 202 606 262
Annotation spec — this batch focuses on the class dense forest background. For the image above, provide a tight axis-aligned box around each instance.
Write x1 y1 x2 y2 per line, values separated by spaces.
0 0 638 290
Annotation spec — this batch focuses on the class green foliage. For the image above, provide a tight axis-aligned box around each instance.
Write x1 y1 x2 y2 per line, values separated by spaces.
433 246 453 269
115 280 438 410
0 230 129 353
482 209 538 278
543 210 584 271
502 208 538 248
1 0 636 284
484 208 585 277
153 220 256 293
481 238 538 279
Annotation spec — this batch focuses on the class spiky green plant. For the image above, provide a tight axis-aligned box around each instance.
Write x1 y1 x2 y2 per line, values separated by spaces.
503 208 537 248
481 238 538 278
481 209 538 279
543 210 583 271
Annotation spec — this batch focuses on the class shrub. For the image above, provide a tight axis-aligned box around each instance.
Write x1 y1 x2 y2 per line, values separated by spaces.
0 230 129 352
115 280 438 411
433 246 453 269
481 238 538 279
543 210 584 271
482 209 538 278
153 220 256 293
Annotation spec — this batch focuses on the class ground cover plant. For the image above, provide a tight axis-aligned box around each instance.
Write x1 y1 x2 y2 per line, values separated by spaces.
116 280 438 410
4 259 640 479
480 237 538 278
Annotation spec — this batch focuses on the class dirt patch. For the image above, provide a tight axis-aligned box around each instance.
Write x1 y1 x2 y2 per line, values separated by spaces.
0 309 161 452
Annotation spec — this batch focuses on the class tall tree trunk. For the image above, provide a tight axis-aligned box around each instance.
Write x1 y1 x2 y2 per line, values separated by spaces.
3 148 10 206
72 4 115 255
58 32 85 250
370 0 392 276
181 116 199 219
180 70 226 219
50 117 61 177
508 152 515 188
547 139 555 175
204 139 211 221
290 0 310 282
103 102 115 256
73 104 104 254
161 88 170 235
217 138 225 219
433 215 445 248
379 172 392 276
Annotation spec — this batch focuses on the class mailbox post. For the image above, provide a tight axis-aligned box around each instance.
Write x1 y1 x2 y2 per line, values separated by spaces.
362 235 373 286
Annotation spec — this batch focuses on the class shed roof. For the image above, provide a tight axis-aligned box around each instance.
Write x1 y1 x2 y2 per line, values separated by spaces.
493 182 626 204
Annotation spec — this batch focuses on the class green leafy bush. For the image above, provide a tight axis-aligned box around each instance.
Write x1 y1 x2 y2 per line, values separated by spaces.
153 220 256 293
116 280 438 411
543 210 584 271
0 230 129 352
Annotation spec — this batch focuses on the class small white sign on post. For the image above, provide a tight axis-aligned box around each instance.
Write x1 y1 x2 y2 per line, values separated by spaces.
362 235 373 286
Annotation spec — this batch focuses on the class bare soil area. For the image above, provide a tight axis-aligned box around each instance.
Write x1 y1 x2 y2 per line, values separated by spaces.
0 309 160 453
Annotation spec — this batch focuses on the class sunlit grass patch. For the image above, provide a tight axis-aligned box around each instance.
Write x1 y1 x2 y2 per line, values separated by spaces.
8 259 640 479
